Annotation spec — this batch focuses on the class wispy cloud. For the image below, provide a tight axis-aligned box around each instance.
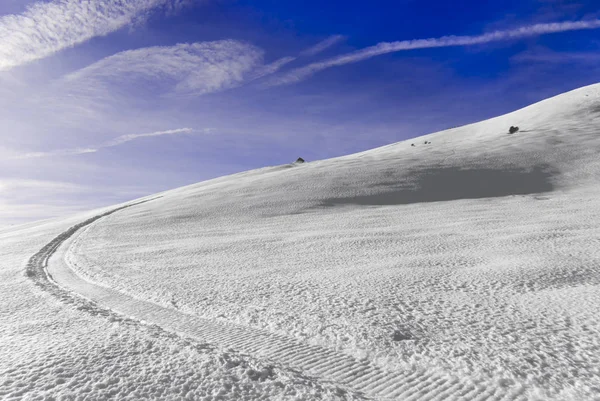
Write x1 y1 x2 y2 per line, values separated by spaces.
246 36 346 82
59 36 348 100
104 127 200 146
249 56 297 80
16 128 200 159
269 19 600 86
62 40 264 97
0 0 193 71
301 34 346 56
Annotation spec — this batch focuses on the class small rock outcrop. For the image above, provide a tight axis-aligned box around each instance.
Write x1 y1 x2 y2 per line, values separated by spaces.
509 126 519 134
295 157 305 163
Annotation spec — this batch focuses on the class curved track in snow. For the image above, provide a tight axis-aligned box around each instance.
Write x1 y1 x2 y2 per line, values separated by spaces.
27 202 528 401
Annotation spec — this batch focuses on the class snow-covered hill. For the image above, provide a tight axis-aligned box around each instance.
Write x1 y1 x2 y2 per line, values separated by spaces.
2 84 600 400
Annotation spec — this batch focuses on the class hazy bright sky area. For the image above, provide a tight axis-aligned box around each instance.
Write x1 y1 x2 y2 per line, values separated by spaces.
1 0 600 226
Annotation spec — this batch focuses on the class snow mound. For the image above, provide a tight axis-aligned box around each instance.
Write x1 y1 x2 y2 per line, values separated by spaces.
66 84 600 399
142 83 600 219
3 83 600 400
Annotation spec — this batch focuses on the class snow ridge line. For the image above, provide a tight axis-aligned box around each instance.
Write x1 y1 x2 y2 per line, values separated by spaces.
28 201 522 400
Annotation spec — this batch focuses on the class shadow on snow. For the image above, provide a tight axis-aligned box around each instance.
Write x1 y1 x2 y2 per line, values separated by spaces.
320 164 557 207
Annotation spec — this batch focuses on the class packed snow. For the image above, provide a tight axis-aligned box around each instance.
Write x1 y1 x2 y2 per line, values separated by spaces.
2 83 600 400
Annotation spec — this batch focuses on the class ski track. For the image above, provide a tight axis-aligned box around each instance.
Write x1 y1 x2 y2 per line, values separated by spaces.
25 200 528 401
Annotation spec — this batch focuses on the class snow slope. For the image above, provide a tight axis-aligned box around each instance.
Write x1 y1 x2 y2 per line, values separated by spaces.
2 207 360 400
2 83 600 400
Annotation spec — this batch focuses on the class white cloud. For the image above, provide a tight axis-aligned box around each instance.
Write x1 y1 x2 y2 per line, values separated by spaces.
0 0 194 71
249 36 346 80
103 127 201 146
62 40 264 97
15 128 200 159
269 19 600 86
301 35 346 56
249 56 297 80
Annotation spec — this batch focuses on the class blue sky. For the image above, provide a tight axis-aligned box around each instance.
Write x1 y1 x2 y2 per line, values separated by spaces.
1 0 600 226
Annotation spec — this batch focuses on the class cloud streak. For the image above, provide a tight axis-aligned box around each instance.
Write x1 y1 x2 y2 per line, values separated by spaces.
17 128 199 159
62 40 264 97
0 0 192 71
301 35 346 56
246 36 346 82
269 19 600 86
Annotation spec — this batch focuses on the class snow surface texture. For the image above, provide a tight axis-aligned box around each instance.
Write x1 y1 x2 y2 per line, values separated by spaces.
2 208 361 400
2 83 600 400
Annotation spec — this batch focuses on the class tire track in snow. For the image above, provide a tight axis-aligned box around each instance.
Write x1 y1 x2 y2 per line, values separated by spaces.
27 202 524 400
